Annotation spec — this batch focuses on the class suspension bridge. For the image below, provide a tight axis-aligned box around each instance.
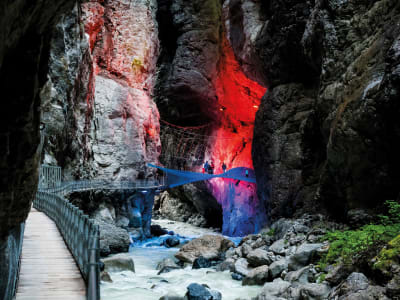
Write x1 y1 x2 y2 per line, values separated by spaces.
12 120 257 300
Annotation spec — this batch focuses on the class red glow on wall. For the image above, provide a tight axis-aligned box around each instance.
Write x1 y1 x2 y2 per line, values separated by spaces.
208 35 266 173
205 34 267 235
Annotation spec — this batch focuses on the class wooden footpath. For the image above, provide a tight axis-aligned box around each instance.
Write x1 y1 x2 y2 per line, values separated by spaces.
16 208 86 300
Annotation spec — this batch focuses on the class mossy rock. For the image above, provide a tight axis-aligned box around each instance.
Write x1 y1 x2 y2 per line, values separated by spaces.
373 234 400 275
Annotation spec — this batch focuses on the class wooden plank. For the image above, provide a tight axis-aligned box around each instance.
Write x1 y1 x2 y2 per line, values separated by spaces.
16 208 86 300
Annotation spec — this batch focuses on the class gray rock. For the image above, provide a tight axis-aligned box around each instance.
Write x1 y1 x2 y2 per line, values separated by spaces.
300 283 331 300
157 258 180 275
100 271 112 283
175 235 234 263
243 265 269 285
257 278 291 297
386 275 400 298
284 266 312 284
292 224 310 234
102 254 135 273
289 243 322 270
184 283 221 300
325 264 352 285
330 272 389 300
234 258 251 277
241 244 252 257
247 248 272 267
253 238 267 249
216 258 235 272
95 220 130 257
155 191 207 227
347 209 373 228
342 273 369 293
92 204 116 223
269 259 289 279
271 220 295 240
225 248 235 259
269 239 288 255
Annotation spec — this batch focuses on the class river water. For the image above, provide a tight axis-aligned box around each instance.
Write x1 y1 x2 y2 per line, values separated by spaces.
101 219 262 300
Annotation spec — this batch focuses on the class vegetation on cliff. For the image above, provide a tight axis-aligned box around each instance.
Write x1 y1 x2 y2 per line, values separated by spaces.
318 200 400 281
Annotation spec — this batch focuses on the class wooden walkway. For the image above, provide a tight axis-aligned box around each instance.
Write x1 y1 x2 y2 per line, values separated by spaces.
16 208 86 300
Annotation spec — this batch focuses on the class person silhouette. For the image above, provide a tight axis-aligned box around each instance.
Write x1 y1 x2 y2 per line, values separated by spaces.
222 162 227 173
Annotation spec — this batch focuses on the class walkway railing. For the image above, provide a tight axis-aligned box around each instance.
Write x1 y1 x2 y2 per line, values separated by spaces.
33 191 100 300
39 178 166 195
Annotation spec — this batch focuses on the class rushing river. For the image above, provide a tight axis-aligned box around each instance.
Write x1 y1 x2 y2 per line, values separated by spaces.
101 219 262 300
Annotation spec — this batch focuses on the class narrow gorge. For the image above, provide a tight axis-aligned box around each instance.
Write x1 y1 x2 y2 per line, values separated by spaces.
1 0 400 299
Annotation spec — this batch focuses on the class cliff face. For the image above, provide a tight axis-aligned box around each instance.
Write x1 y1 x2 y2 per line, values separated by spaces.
0 0 76 298
41 0 161 180
251 0 400 220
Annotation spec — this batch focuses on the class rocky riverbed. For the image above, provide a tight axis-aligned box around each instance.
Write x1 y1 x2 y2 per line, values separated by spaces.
100 214 398 300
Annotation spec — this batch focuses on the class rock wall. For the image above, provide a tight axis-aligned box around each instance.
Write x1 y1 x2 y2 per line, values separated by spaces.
0 0 76 298
252 0 400 220
41 0 161 181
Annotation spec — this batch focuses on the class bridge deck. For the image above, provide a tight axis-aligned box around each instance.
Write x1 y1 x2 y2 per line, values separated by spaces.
16 208 86 300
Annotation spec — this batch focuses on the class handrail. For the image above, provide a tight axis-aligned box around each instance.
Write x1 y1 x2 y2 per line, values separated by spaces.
33 191 100 300
39 178 166 195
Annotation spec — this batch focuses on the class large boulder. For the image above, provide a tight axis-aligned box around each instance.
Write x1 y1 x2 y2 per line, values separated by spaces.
95 220 130 257
269 239 288 255
299 283 331 300
102 254 135 273
329 272 389 300
247 248 272 267
216 258 235 272
254 278 291 299
234 258 252 277
269 259 289 279
243 265 269 285
289 243 322 270
175 235 234 263
284 266 313 284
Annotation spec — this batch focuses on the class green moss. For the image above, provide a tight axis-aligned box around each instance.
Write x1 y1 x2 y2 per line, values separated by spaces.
318 200 400 267
373 235 400 273
267 228 276 236
317 273 326 283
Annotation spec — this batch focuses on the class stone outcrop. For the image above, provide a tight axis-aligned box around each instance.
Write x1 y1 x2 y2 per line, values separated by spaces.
252 0 400 220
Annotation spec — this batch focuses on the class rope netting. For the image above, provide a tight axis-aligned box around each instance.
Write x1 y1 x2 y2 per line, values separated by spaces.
159 120 212 168
159 120 253 170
